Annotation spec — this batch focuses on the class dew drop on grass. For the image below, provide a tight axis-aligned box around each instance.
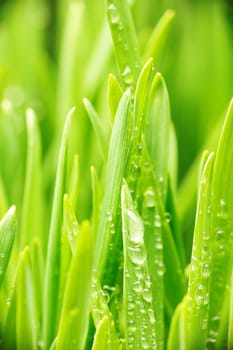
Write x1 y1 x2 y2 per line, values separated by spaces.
127 209 144 246
154 214 162 228
142 288 152 303
108 3 120 24
128 246 146 265
144 188 155 208
122 65 134 85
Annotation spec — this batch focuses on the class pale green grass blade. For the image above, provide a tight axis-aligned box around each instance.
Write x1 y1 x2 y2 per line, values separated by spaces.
91 315 122 350
143 9 175 62
121 181 157 350
0 174 8 218
168 121 178 192
16 247 37 350
83 98 108 160
91 166 100 243
43 107 75 349
63 194 79 255
107 73 123 122
94 90 131 276
106 0 141 88
68 154 79 210
0 206 16 287
183 152 214 350
167 299 187 350
56 221 92 350
145 72 170 202
21 109 44 249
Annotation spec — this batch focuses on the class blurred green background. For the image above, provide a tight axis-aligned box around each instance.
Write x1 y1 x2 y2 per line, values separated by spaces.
0 0 232 258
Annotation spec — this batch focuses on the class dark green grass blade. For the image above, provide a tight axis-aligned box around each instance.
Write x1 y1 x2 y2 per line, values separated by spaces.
121 181 157 350
0 206 16 287
56 221 92 350
106 0 141 88
42 108 75 349
183 152 214 350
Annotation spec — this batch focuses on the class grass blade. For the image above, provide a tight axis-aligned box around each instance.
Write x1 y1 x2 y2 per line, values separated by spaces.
43 107 75 349
0 206 16 287
121 181 157 350
56 221 92 350
106 0 141 88
107 73 123 122
91 315 122 350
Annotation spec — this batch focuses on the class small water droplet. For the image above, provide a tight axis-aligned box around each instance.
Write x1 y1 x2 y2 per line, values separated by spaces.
154 214 162 228
144 188 155 208
108 3 120 24
143 288 152 303
127 209 144 246
122 65 134 85
128 246 146 265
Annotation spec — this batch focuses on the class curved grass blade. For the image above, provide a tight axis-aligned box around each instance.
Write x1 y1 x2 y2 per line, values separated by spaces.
183 152 214 350
207 99 233 347
42 107 75 349
56 221 92 350
16 247 37 350
91 315 122 350
167 297 187 350
121 181 157 350
143 9 175 62
107 73 123 122
0 206 16 287
106 0 141 88
21 109 44 249
83 98 108 160
91 166 100 243
94 90 131 277
63 194 79 255
145 72 170 202
68 154 79 210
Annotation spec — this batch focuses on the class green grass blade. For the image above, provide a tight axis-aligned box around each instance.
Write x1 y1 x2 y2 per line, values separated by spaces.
0 174 8 218
0 206 16 287
183 152 214 350
56 221 92 350
145 72 171 202
228 263 233 349
121 181 157 350
16 247 37 350
21 109 44 249
167 299 187 350
91 315 122 350
106 0 141 88
43 107 75 349
143 9 175 62
68 154 79 210
107 73 123 122
94 90 131 276
63 194 79 255
90 166 100 243
208 99 233 347
83 98 109 160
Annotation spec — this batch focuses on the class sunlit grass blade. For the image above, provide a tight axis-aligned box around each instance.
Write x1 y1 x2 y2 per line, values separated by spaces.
167 297 187 350
63 194 79 255
106 0 141 88
0 206 16 287
143 9 175 62
91 166 100 243
0 174 8 218
145 72 170 202
16 247 37 350
68 154 79 210
207 99 233 347
183 152 214 350
168 121 178 192
83 98 109 160
94 90 131 277
20 109 44 249
121 181 157 350
107 73 123 122
91 315 122 350
228 263 233 349
56 221 92 350
43 107 75 349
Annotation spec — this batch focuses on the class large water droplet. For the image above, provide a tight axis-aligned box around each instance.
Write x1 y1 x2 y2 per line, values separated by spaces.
127 209 144 246
122 65 134 85
128 246 146 265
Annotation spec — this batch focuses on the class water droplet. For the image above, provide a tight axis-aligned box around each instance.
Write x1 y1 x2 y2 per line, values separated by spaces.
144 188 155 208
108 3 120 24
122 66 134 85
127 209 144 246
148 308 156 325
143 288 152 303
195 284 207 306
128 246 146 265
154 214 162 228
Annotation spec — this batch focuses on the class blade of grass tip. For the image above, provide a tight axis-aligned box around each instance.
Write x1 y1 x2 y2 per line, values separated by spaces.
207 99 233 347
145 72 170 203
106 0 141 88
91 315 122 350
21 108 44 250
143 9 175 62
167 297 188 350
183 152 214 350
126 58 155 193
121 181 157 350
107 73 123 122
56 221 92 350
42 107 75 350
94 90 131 277
91 166 100 243
0 206 16 287
16 247 37 350
68 154 79 210
83 98 109 161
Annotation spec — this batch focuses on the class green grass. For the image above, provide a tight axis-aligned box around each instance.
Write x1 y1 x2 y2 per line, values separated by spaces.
0 0 233 349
